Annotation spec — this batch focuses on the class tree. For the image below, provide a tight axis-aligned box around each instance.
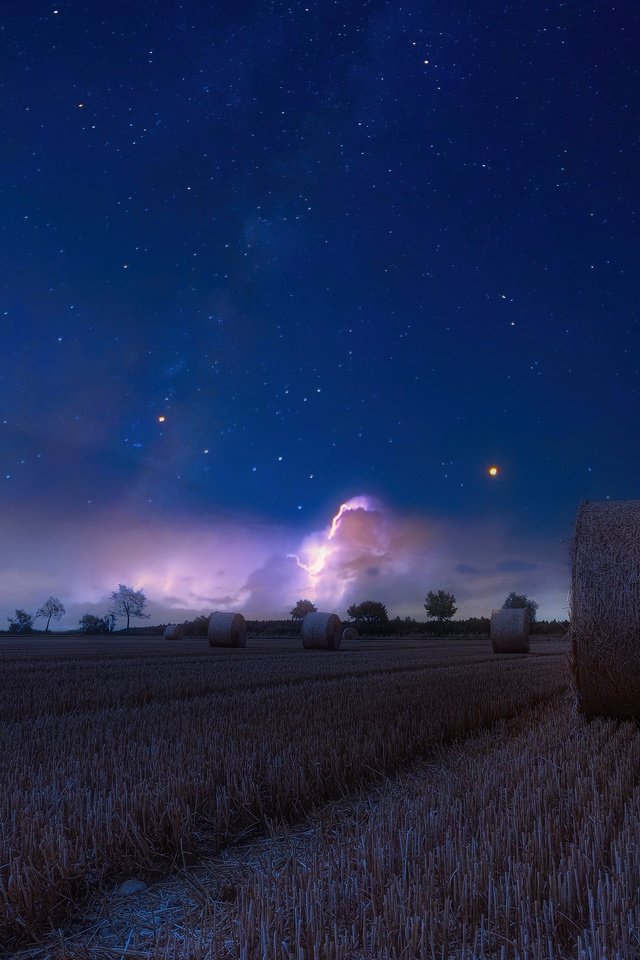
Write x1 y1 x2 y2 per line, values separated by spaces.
109 584 150 633
182 614 208 637
424 590 457 630
503 592 539 624
289 598 317 620
35 597 65 632
389 615 416 637
8 609 34 633
79 614 110 635
346 600 389 624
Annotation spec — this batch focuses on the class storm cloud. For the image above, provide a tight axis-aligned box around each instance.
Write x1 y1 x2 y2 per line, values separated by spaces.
0 497 569 629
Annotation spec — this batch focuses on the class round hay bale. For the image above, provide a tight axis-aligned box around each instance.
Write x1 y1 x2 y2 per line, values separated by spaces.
491 607 529 654
208 611 247 648
570 499 640 719
163 623 184 641
342 626 359 643
302 612 342 650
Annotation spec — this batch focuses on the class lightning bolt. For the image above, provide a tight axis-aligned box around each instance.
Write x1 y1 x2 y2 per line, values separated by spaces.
290 543 333 577
328 496 371 539
289 496 373 578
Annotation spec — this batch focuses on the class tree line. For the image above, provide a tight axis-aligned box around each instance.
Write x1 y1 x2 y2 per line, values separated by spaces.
6 585 149 634
5 585 555 638
290 589 539 630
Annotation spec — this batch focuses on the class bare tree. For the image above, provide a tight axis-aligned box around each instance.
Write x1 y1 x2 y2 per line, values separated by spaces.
35 597 66 632
7 609 33 633
109 585 149 633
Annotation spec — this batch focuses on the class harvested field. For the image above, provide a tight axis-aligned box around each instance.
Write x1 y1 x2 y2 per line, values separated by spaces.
7 634 631 959
40 694 640 960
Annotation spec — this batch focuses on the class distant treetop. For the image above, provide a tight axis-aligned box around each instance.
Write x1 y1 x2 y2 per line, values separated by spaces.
503 592 539 624
289 598 318 620
424 590 457 624
346 600 389 624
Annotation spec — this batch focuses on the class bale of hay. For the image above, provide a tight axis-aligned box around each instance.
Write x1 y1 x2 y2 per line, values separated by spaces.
163 623 184 641
342 626 359 643
570 499 640 719
208 611 247 648
491 607 529 654
302 612 342 650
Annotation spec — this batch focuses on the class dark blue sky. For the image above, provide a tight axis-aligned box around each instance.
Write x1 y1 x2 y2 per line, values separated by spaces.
1 1 638 624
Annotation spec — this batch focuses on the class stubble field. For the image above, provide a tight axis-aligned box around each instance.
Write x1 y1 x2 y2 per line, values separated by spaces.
2 634 639 959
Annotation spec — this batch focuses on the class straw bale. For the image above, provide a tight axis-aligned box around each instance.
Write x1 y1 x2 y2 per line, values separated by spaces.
570 499 640 719
491 607 529 654
163 623 184 641
208 611 247 648
342 626 359 643
302 612 342 650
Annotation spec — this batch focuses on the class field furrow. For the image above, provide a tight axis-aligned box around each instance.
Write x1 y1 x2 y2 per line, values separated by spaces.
1 638 566 951
13 686 640 960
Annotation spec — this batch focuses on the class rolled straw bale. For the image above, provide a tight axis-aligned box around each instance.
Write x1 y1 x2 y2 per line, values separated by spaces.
163 623 184 641
208 611 247 648
491 607 530 654
342 626 359 643
302 612 342 650
570 499 640 719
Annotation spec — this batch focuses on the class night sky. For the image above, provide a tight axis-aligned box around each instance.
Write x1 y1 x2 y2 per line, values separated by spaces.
2 1 638 627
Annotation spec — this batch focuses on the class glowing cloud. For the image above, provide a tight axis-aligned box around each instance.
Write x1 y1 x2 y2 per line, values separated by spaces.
289 496 376 581
0 497 569 626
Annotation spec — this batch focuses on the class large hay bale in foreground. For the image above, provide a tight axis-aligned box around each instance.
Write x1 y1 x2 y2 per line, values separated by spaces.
302 612 342 650
208 611 247 648
163 623 184 641
491 607 530 654
570 499 640 719
342 626 359 643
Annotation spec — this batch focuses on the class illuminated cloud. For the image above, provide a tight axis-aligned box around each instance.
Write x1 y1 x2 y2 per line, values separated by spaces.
0 498 569 628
